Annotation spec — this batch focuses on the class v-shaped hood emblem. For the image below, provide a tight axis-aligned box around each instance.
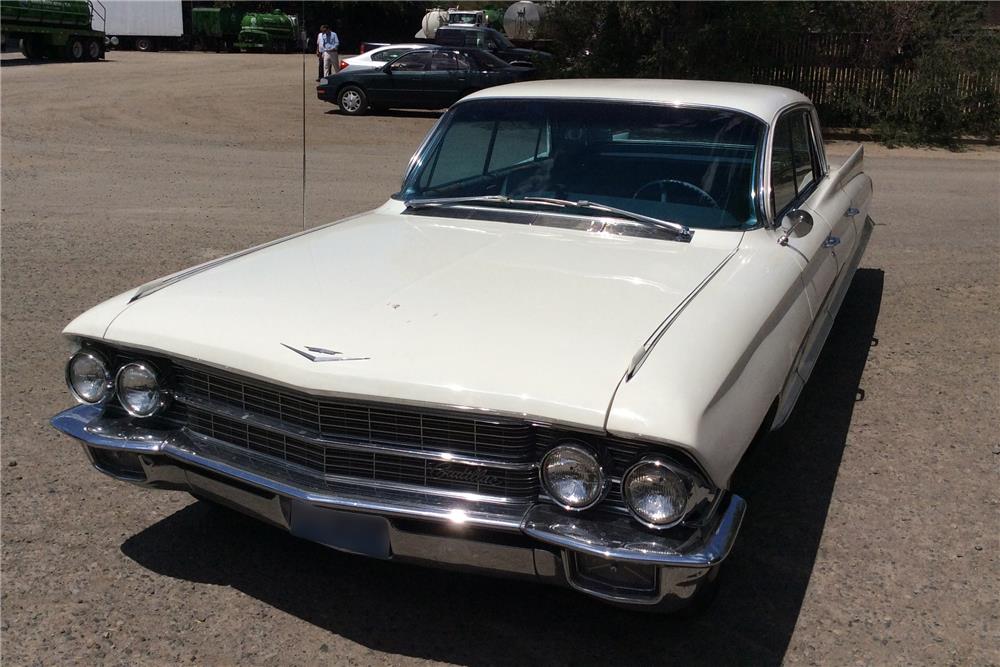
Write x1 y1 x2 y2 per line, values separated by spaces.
282 344 370 362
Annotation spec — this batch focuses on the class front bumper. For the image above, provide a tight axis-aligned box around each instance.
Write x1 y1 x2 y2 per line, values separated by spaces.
52 404 745 610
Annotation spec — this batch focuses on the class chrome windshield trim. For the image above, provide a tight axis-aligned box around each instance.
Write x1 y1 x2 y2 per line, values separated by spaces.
174 390 537 472
405 195 693 242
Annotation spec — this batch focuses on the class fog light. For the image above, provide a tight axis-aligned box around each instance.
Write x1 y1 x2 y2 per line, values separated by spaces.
66 350 112 404
540 443 605 511
622 457 690 528
116 362 168 417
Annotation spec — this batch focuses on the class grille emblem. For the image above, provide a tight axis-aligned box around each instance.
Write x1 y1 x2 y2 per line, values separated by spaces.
428 463 503 487
282 344 370 362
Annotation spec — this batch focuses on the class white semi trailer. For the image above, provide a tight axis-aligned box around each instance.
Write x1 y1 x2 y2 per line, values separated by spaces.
99 0 182 51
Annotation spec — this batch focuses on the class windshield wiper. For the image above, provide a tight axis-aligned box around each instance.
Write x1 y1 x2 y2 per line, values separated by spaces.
403 195 693 242
516 196 693 242
403 195 519 209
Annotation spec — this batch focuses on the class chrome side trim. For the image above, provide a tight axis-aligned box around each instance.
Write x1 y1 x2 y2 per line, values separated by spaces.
773 214 875 428
624 244 740 380
174 391 537 472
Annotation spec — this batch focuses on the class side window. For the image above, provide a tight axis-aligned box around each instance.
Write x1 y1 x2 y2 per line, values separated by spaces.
430 51 458 71
454 52 471 71
372 49 400 62
771 110 820 216
790 114 817 193
390 51 430 72
771 117 796 215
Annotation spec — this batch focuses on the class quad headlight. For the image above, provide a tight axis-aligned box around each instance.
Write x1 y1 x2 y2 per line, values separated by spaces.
540 443 606 511
66 350 113 404
115 362 168 417
622 457 691 528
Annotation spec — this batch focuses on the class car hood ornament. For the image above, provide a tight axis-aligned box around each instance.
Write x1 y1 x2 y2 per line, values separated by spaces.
282 344 370 362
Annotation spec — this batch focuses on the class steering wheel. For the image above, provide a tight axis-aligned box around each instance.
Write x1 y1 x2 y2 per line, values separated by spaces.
632 179 720 209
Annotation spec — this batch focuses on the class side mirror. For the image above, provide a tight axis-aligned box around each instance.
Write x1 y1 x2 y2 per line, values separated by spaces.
383 63 393 74
778 210 813 246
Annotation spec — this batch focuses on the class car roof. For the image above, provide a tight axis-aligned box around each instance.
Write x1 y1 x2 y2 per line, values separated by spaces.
464 79 811 123
367 43 431 53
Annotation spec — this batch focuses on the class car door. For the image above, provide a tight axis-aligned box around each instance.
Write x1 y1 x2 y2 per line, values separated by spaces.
770 107 838 320
385 51 432 107
425 51 465 108
795 110 861 279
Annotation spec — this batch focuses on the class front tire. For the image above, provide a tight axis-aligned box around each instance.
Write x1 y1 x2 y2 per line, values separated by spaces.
338 85 368 116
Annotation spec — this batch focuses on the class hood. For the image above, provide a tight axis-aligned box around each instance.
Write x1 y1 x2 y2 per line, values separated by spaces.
98 209 739 428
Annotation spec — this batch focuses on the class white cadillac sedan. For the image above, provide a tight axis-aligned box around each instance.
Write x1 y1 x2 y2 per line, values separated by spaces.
52 80 873 612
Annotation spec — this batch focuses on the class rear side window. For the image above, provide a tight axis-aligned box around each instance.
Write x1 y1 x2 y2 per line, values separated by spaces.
771 110 819 216
430 51 459 71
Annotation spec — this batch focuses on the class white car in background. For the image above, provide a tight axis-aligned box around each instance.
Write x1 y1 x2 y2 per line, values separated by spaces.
52 79 874 613
338 43 435 73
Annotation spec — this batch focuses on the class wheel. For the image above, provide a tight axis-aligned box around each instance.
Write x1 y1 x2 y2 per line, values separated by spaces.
85 38 101 61
134 37 155 52
338 85 368 116
66 37 85 61
19 37 40 60
633 179 721 208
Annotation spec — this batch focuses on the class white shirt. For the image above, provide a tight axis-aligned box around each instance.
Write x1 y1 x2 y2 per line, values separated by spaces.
317 31 339 53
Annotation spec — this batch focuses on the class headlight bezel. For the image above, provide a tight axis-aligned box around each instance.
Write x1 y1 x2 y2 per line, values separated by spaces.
621 455 699 530
65 349 114 405
115 360 170 418
539 441 608 512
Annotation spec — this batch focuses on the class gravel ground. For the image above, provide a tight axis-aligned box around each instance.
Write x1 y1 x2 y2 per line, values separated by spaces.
2 51 998 666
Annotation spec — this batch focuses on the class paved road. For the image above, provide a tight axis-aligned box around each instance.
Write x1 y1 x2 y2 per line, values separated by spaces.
2 52 997 665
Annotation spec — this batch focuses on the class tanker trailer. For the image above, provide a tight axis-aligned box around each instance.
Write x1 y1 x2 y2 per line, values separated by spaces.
190 6 243 52
235 9 299 52
503 1 546 43
414 8 449 40
0 0 105 61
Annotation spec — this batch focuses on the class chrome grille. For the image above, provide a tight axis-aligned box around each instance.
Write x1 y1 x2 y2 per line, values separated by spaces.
169 363 538 502
175 366 533 460
185 408 537 499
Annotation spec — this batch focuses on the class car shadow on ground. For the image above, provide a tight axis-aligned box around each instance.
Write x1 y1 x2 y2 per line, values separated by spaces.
121 268 884 666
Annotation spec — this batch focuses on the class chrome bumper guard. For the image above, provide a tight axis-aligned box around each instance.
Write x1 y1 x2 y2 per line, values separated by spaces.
52 405 746 609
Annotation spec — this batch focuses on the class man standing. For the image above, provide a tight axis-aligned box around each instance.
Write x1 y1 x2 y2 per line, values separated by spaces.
317 24 339 78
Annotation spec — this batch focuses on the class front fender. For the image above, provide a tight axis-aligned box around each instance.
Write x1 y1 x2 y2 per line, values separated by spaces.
606 230 812 486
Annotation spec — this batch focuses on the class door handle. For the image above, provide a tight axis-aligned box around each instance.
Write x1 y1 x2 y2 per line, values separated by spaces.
845 207 860 217
822 235 841 248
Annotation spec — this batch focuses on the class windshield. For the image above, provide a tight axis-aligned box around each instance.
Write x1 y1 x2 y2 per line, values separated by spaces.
399 99 766 230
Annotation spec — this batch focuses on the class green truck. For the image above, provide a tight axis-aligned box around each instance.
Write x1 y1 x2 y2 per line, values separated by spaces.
191 8 299 53
0 0 106 61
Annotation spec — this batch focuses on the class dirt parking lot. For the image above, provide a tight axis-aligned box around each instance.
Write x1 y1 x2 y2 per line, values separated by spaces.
2 51 998 666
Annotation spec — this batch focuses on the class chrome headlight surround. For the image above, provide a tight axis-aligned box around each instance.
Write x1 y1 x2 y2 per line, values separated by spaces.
115 361 169 418
621 456 701 530
65 349 114 405
539 442 608 512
